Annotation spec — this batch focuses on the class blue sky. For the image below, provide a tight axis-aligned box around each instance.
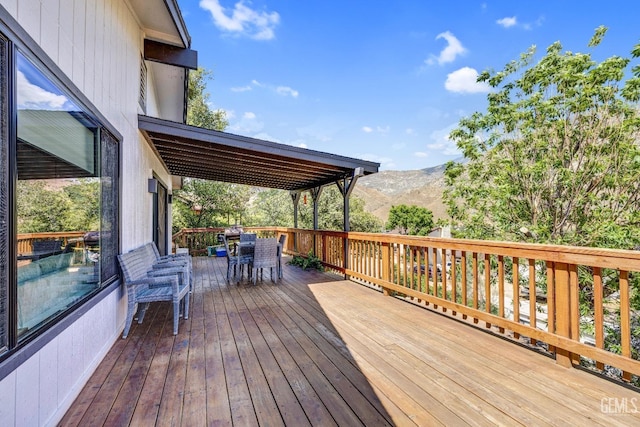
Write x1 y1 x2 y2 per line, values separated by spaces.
177 1 639 171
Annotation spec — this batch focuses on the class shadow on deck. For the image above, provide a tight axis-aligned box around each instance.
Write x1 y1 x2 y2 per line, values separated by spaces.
61 256 640 426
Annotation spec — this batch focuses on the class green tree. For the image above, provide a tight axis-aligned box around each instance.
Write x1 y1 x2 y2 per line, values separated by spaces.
218 184 253 225
250 189 294 227
64 179 100 231
187 68 228 130
17 179 100 233
298 185 382 232
17 181 71 233
386 204 434 236
172 178 252 232
173 67 233 232
444 27 640 249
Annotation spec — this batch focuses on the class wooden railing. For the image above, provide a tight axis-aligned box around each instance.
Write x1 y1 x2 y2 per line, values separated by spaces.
172 227 281 256
174 227 640 383
17 231 87 254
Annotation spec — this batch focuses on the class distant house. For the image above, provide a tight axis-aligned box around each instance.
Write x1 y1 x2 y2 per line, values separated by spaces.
0 1 376 425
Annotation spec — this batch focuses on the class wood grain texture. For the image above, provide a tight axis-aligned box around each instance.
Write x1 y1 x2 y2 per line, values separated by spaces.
61 257 640 426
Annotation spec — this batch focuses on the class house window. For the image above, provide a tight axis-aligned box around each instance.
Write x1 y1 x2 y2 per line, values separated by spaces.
0 32 8 352
139 55 147 112
0 45 120 350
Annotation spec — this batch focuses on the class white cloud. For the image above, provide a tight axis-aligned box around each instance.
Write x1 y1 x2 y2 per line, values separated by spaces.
414 152 428 157
444 67 490 94
426 124 461 156
496 16 517 28
405 128 415 135
17 71 69 109
229 111 264 133
362 125 390 134
427 31 466 65
199 0 280 40
297 142 308 148
236 79 299 98
523 16 545 30
276 86 299 98
231 85 252 92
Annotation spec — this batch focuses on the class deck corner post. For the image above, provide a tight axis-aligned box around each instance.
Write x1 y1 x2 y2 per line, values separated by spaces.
381 242 391 282
554 262 577 368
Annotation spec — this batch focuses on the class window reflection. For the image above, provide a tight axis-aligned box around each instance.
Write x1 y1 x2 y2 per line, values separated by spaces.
16 52 101 338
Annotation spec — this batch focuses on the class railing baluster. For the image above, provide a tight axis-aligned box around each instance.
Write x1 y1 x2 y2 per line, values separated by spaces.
461 251 468 320
498 255 505 333
593 266 604 371
620 270 631 382
472 252 479 323
441 248 448 312
569 264 580 364
450 250 457 315
484 253 491 328
529 259 537 345
513 257 520 339
547 261 556 354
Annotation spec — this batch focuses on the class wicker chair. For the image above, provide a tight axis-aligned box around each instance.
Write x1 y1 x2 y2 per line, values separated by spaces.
250 238 279 284
118 246 190 338
223 236 253 282
143 242 192 289
277 234 287 279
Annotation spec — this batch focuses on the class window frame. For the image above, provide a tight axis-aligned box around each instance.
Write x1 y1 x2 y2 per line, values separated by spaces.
0 7 122 376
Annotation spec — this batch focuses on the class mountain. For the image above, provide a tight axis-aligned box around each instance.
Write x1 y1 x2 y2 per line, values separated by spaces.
353 163 448 224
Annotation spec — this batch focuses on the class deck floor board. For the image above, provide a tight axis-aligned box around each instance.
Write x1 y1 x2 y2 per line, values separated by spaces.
60 257 640 426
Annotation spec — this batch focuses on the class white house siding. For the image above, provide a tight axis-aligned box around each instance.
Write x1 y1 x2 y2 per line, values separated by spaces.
0 0 175 425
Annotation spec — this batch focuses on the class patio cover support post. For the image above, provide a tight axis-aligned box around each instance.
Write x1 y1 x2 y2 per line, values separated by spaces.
336 168 363 278
290 191 301 253
310 186 323 256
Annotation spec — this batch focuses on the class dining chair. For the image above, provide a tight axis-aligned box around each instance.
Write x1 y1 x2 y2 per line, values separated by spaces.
240 233 257 243
238 233 256 278
222 236 238 282
251 238 278 284
223 236 252 282
277 234 287 279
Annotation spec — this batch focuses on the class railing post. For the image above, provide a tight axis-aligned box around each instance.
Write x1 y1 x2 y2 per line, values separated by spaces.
554 262 576 368
321 233 327 264
343 234 349 279
381 242 391 296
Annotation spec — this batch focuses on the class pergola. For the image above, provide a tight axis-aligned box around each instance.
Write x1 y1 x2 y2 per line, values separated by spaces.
138 114 380 232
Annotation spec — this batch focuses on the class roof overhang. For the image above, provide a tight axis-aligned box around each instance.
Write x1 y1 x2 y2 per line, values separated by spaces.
138 115 379 191
129 1 195 124
129 0 190 48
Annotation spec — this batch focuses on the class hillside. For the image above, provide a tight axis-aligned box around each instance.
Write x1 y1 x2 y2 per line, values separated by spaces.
353 163 448 225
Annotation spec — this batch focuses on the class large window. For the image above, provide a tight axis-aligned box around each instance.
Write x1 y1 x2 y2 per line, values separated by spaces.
2 47 119 347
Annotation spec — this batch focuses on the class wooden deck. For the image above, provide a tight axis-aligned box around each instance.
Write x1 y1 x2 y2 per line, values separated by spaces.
61 256 640 426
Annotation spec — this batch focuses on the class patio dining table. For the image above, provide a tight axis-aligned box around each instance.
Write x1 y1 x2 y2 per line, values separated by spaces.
234 239 282 281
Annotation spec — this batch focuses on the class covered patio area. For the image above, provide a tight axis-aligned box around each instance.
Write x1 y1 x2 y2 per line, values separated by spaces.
61 256 640 426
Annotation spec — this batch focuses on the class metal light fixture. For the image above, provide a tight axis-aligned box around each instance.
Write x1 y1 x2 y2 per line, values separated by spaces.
148 178 158 193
